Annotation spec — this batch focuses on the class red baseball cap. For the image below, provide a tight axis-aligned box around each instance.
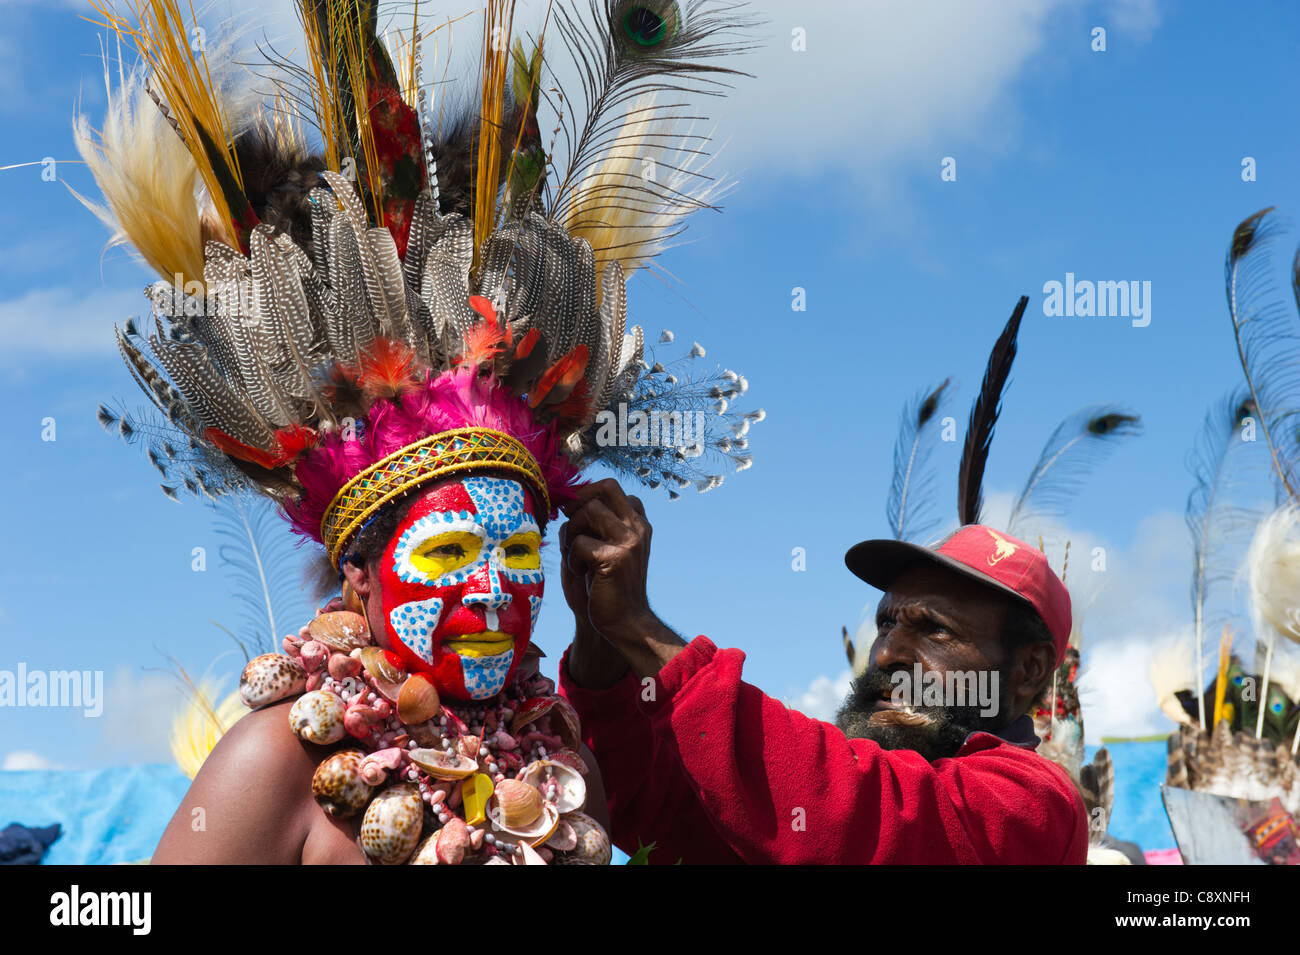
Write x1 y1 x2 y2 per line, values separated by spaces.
844 525 1072 666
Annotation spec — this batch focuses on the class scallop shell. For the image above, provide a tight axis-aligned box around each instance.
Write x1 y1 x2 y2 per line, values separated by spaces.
309 611 372 652
239 653 306 709
360 783 423 864
409 747 478 780
519 760 587 813
288 690 347 745
552 811 611 865
311 749 373 818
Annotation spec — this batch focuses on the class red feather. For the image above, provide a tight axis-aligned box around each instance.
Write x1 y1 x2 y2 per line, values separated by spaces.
530 344 590 410
272 424 318 462
459 317 509 368
205 424 319 470
551 377 593 429
357 338 419 399
468 296 498 324
514 327 541 360
204 428 282 469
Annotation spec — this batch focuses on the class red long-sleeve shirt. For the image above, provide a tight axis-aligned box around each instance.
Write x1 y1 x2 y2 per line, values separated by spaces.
559 636 1088 865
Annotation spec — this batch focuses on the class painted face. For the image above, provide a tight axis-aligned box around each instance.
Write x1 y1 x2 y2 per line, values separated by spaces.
379 476 545 701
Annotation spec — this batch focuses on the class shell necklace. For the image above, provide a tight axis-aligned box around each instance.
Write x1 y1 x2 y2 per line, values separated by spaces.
239 609 611 865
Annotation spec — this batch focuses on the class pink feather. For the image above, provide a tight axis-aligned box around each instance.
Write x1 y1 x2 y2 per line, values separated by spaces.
285 368 580 547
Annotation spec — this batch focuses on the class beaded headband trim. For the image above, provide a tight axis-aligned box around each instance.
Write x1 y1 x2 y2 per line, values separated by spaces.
321 427 551 569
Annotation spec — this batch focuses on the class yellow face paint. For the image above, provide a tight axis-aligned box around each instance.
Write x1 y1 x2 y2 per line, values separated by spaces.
410 530 481 577
500 531 541 571
444 631 515 657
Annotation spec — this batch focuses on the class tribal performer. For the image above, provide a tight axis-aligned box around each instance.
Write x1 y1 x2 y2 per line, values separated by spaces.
76 0 761 864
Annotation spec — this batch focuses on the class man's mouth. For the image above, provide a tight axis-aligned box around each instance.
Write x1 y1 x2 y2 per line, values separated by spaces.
444 631 515 657
871 698 912 713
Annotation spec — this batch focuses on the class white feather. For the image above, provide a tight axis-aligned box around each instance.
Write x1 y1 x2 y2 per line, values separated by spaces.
1149 635 1198 726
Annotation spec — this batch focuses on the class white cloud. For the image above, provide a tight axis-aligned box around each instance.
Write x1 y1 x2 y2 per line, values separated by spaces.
2 750 60 770
792 668 853 722
0 285 143 357
95 666 189 765
1106 0 1162 42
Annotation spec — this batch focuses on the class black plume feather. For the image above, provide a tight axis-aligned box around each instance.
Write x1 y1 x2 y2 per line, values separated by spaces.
958 296 1027 526
231 123 326 256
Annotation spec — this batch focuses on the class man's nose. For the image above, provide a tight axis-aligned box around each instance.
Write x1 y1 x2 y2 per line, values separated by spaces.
462 559 512 626
870 629 915 672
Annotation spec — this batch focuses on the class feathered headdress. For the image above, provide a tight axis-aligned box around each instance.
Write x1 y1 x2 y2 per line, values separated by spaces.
78 0 763 570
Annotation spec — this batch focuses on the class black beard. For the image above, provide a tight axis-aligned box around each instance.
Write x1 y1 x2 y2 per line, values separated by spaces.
834 667 1006 762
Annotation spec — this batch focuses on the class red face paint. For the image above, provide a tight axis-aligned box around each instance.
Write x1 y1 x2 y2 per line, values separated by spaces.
377 476 545 701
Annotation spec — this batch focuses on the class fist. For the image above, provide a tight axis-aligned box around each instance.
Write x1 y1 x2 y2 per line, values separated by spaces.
558 479 654 641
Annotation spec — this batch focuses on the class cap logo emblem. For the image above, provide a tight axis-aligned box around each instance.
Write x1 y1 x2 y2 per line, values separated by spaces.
987 529 1018 567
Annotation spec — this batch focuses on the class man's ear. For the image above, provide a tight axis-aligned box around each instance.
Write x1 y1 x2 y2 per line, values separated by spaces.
1013 639 1057 711
340 558 374 599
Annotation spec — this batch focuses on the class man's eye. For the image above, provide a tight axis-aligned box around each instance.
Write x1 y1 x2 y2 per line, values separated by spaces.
501 533 542 570
410 531 482 576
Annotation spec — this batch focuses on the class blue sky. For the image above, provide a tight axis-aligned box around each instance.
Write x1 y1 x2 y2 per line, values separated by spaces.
3 0 1300 771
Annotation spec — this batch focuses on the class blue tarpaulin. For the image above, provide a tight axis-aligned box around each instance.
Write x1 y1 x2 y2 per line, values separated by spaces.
1086 740 1176 852
0 765 190 865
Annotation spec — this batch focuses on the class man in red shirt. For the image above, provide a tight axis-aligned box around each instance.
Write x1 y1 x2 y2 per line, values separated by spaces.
558 480 1088 864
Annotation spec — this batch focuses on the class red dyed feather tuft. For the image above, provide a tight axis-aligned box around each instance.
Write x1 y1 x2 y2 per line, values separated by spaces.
205 427 282 469
459 318 509 368
514 327 541 360
272 424 319 463
357 338 419 399
530 344 590 410
468 295 497 324
551 377 593 429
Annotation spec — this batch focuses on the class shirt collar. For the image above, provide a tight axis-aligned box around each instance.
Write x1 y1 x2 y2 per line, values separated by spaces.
964 714 1040 751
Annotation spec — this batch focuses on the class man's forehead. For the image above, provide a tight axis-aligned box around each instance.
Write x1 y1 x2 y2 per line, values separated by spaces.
400 476 536 537
879 565 1004 621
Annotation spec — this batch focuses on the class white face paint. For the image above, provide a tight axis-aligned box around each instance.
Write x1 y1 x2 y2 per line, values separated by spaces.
381 476 545 700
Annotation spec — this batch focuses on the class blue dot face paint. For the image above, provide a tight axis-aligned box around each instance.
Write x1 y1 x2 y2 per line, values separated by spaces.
379 477 545 701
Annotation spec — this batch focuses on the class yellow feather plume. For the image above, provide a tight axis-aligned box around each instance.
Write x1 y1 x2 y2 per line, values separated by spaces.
71 52 207 287
169 679 246 779
89 0 245 249
562 95 732 295
473 0 516 273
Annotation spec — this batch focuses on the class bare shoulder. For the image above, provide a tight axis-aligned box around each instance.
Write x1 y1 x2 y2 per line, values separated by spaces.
152 700 318 864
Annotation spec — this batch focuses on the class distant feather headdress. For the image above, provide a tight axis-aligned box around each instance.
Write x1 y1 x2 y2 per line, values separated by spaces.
77 0 762 568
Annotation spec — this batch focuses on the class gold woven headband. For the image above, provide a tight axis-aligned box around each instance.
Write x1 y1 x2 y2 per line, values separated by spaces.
321 427 551 569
